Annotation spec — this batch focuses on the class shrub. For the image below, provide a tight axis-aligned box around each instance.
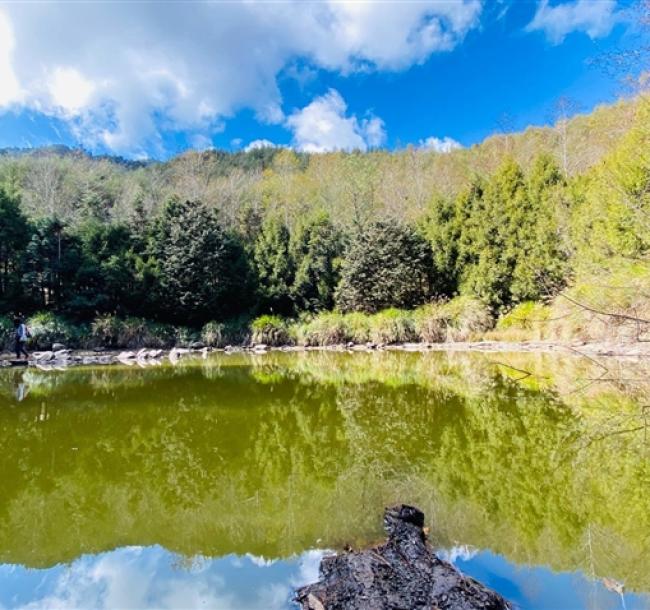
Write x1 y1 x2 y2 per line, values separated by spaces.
26 312 80 350
90 315 175 349
342 312 371 343
368 309 417 344
91 314 123 348
495 301 551 341
250 315 291 346
294 313 349 346
201 321 225 347
413 303 448 343
119 318 174 348
441 296 493 341
173 325 200 347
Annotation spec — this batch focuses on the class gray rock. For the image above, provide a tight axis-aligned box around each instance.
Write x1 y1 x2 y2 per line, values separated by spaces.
117 351 136 360
52 343 66 351
190 341 206 349
33 351 55 362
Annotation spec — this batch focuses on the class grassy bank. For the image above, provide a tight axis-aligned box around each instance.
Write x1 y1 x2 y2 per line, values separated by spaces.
5 289 646 353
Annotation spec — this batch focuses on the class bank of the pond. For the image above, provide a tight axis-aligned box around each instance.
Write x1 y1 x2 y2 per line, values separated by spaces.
2 338 650 369
3 294 649 358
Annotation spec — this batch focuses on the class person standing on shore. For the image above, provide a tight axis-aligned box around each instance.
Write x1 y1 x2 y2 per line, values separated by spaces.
13 317 30 360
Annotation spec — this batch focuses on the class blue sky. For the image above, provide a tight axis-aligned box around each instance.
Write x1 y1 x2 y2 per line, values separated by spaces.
0 0 644 160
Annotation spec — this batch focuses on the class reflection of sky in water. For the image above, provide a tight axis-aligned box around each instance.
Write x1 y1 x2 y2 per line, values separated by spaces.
1 546 649 610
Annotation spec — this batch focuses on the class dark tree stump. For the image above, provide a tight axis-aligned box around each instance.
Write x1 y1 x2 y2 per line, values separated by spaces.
296 505 511 610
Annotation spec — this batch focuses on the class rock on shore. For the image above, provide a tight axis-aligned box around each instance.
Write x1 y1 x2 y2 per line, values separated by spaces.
296 505 510 610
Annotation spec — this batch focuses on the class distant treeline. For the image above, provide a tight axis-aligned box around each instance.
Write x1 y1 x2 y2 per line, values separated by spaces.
0 96 647 334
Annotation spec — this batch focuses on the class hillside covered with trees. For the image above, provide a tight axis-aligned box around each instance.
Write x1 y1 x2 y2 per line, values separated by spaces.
0 95 648 348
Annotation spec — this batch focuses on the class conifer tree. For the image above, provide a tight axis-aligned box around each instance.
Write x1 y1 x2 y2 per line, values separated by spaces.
0 187 30 310
291 213 342 312
253 216 295 315
336 222 433 313
152 198 248 323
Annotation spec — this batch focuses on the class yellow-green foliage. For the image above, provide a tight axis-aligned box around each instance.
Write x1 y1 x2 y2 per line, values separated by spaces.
491 301 552 341
250 315 291 346
438 296 493 340
293 297 492 345
367 308 418 344
544 262 650 343
294 312 350 346
571 96 650 265
413 304 448 342
549 95 650 343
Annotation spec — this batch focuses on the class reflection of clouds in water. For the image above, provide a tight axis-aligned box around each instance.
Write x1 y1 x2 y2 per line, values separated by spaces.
246 554 277 568
437 544 479 564
1 546 327 610
290 550 327 588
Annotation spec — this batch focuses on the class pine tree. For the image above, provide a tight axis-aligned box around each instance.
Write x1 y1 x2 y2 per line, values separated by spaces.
0 187 30 312
253 216 295 315
291 213 342 312
335 222 433 313
152 198 249 323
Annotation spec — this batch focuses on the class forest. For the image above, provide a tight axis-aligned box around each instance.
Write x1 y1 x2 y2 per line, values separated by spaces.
0 94 648 348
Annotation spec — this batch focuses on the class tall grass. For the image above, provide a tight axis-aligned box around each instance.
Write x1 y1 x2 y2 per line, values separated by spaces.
487 301 551 341
293 297 493 346
10 283 645 353
250 315 291 346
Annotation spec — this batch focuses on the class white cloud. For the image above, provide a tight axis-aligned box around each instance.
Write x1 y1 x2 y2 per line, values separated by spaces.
289 549 328 588
244 139 278 151
5 547 330 610
47 67 97 115
311 0 482 71
0 1 482 156
0 10 21 106
287 89 386 152
526 0 620 44
419 136 463 153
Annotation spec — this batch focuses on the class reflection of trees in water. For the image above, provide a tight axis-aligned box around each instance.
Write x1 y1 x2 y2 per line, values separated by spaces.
0 352 647 591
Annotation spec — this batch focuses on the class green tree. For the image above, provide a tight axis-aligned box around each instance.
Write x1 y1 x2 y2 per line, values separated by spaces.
455 158 569 310
291 213 342 312
513 154 568 301
335 222 433 313
253 216 295 315
152 198 250 324
0 187 30 312
421 195 461 297
71 222 144 317
22 218 83 311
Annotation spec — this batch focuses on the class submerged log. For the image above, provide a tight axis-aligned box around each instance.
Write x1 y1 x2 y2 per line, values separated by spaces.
296 505 510 610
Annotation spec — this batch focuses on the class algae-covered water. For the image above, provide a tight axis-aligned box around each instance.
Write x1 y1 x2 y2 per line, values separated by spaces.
0 351 648 610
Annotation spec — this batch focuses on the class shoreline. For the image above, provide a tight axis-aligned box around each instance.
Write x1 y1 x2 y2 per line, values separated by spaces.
1 340 649 369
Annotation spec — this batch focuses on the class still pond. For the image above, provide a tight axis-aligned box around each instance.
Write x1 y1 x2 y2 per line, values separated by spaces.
0 351 648 609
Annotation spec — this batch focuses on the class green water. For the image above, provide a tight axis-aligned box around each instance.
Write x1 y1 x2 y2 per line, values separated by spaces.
0 351 648 609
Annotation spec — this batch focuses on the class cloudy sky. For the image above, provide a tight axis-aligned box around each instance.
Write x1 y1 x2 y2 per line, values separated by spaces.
0 0 641 159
